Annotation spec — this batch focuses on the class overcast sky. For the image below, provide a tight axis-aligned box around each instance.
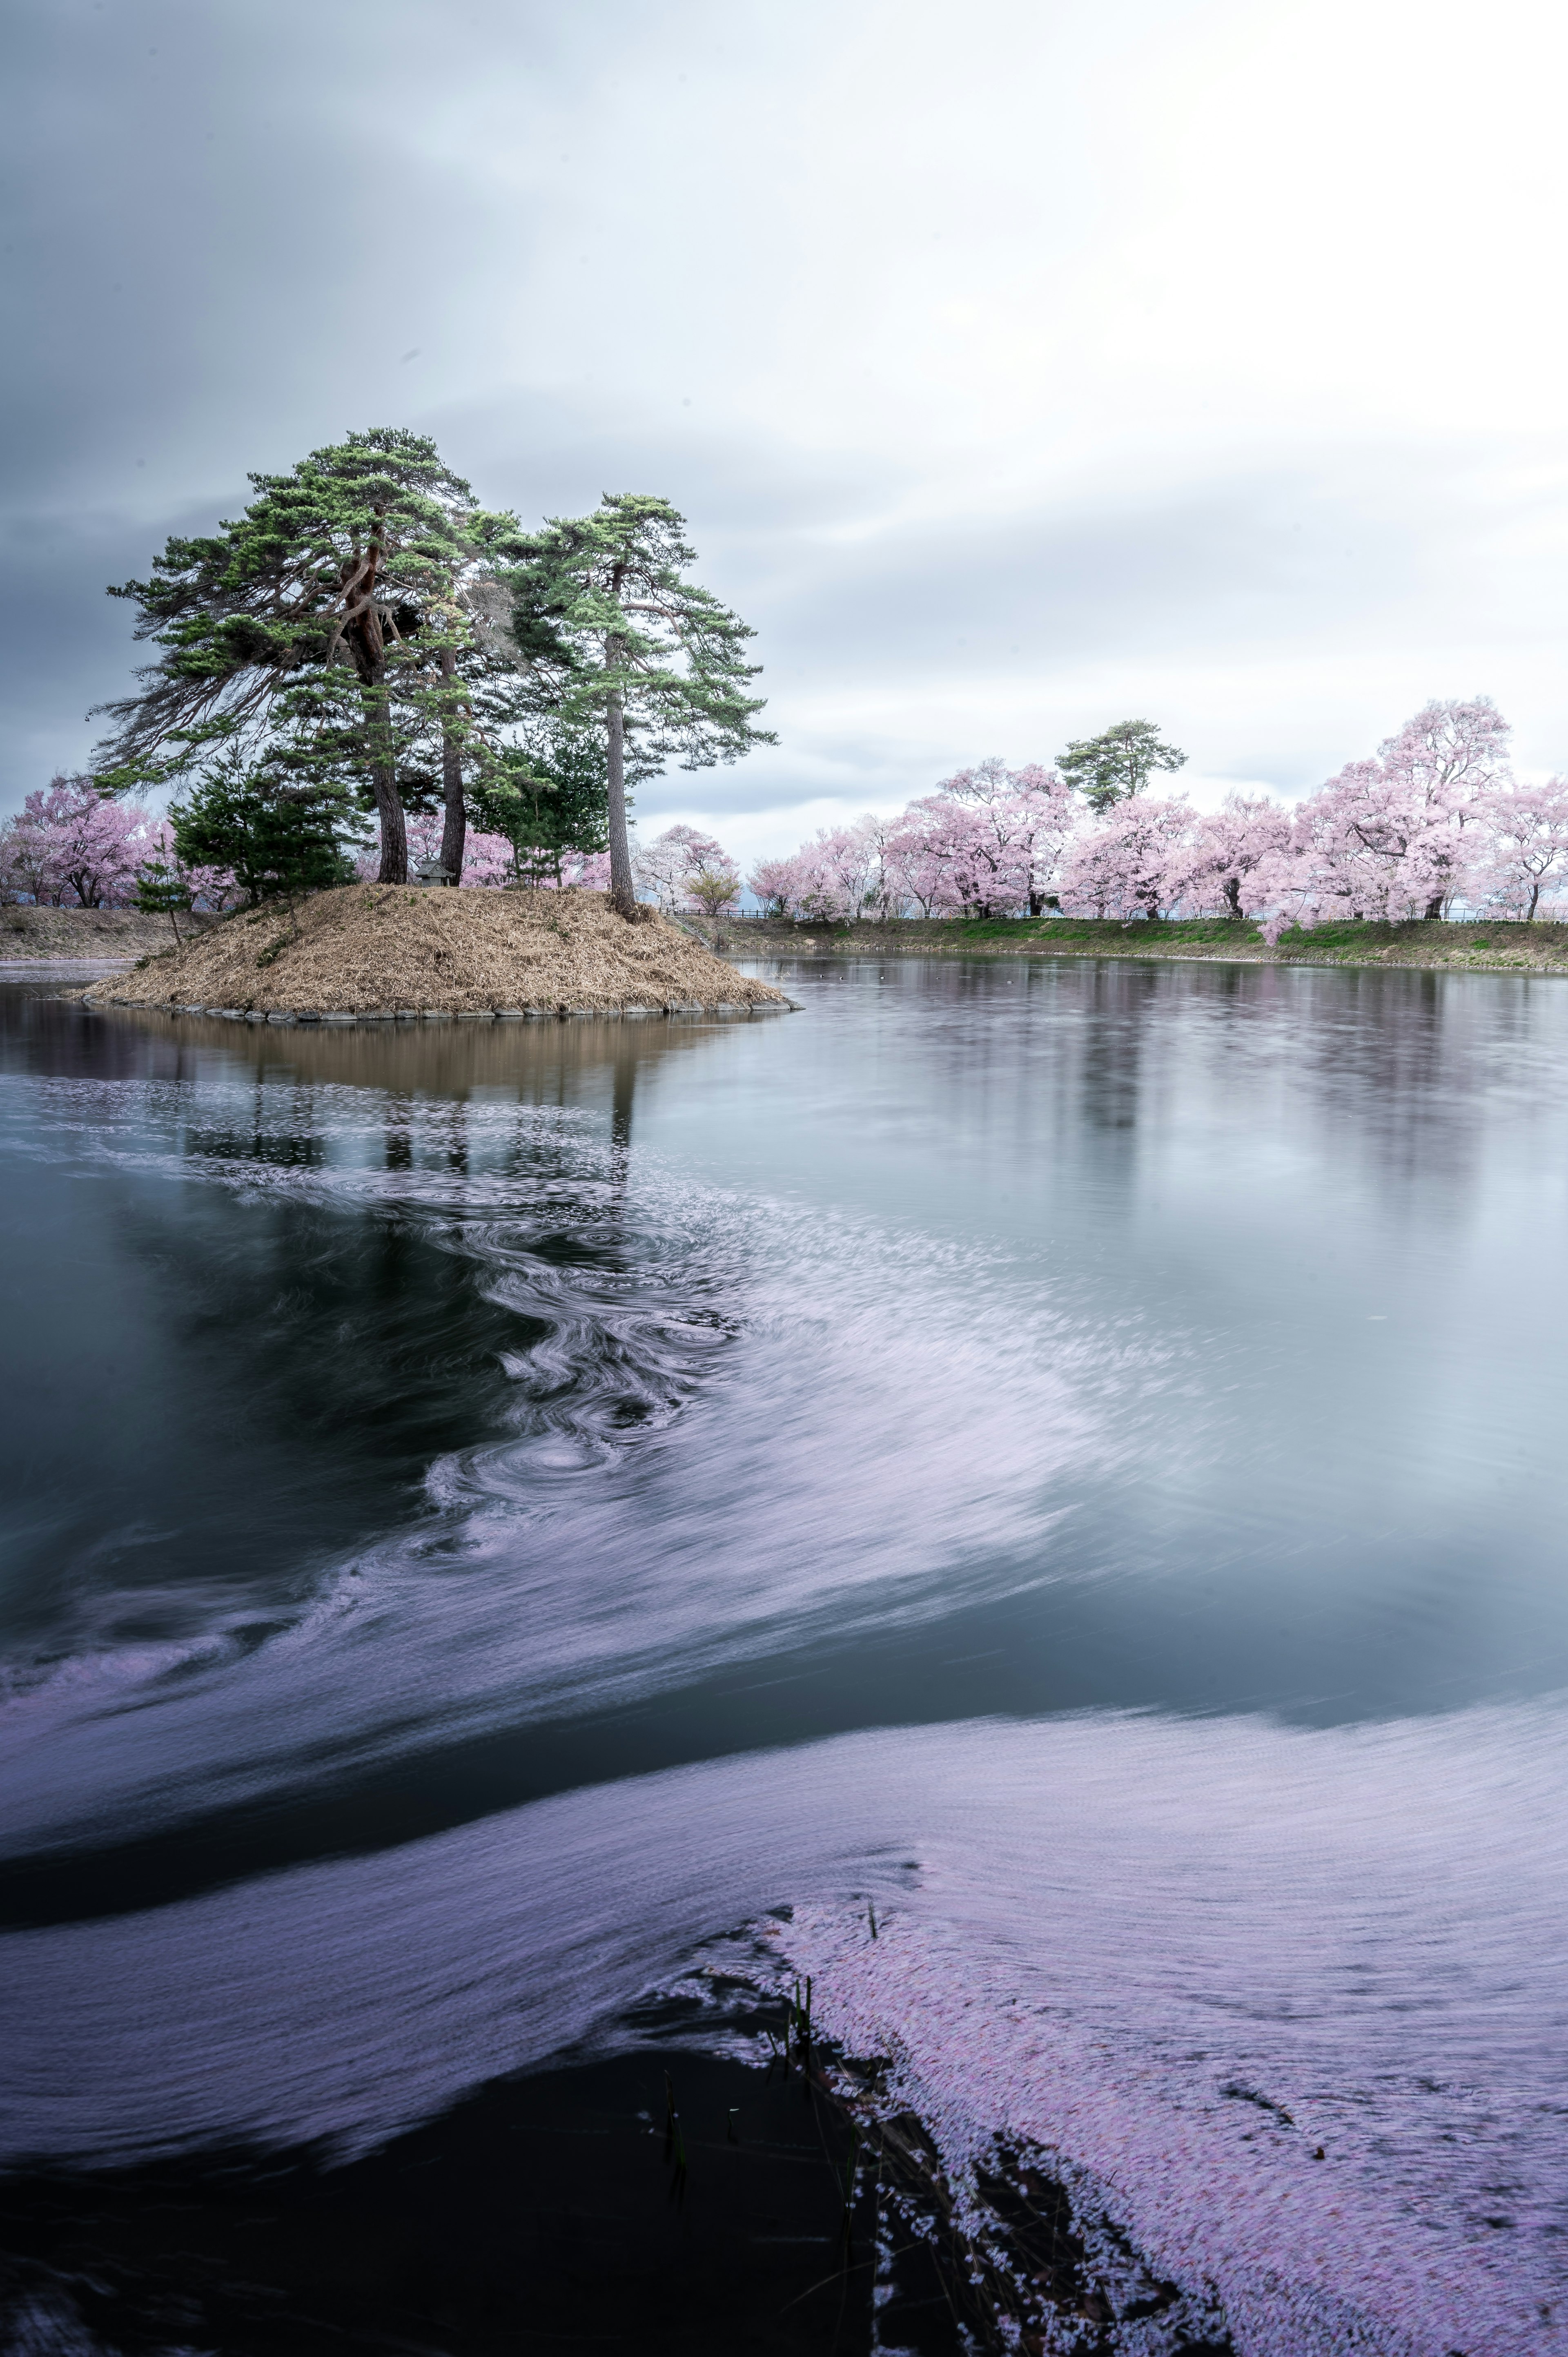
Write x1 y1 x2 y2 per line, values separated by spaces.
5 0 1568 858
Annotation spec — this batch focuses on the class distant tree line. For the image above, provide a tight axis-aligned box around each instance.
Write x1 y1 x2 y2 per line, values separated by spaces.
634 705 1568 930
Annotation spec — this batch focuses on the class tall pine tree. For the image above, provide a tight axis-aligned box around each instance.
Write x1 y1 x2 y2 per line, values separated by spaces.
508 495 774 917
94 429 522 884
1057 720 1187 814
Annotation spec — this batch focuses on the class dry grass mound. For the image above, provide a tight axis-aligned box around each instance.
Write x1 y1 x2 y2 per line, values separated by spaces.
81 885 790 1018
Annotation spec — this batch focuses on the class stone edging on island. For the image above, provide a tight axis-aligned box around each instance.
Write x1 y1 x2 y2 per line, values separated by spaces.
92 999 798 1023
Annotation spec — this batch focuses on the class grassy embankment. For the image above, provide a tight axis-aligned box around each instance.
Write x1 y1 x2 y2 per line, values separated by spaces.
22 900 1568 980
719 914 1568 972
1 905 221 959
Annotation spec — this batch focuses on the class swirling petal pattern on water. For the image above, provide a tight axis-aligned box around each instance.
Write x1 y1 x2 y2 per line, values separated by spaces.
0 1066 1105 1856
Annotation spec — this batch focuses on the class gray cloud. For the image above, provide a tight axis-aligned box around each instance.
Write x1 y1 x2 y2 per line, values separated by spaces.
6 0 1568 838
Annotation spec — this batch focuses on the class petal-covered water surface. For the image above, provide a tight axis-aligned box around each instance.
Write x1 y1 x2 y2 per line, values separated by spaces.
3 956 1567 2355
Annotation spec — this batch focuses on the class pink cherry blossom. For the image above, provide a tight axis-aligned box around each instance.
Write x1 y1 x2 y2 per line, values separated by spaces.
747 822 899 922
931 758 1077 914
1250 698 1511 934
743 761 1079 923
632 824 730 912
1057 796 1194 919
886 796 1021 916
140 816 240 913
553 847 612 892
746 854 806 916
0 775 157 908
1163 793 1293 918
796 823 883 921
355 811 516 887
1465 774 1568 920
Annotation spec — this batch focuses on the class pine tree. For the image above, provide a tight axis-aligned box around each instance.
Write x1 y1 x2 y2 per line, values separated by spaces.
472 719 659 884
94 429 522 884
171 751 361 908
508 495 775 918
134 853 193 947
1057 720 1187 814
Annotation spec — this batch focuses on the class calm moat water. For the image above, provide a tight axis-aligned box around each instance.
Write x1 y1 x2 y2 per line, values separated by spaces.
3 953 1567 2355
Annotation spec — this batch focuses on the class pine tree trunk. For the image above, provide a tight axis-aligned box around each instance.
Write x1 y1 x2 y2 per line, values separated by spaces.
439 644 466 885
342 514 406 886
364 680 407 885
606 682 637 919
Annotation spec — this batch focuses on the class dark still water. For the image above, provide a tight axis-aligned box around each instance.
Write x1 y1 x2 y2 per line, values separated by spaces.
3 954 1568 2355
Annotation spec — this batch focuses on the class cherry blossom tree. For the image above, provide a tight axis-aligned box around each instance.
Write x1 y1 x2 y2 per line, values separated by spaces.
0 776 156 906
1057 796 1193 919
1367 696 1509 917
1005 767 1078 915
498 844 613 892
747 854 805 916
0 803 55 903
744 827 877 922
1245 789 1374 936
144 817 241 912
882 818 948 917
740 758 1073 925
633 823 726 911
893 757 1075 916
1256 698 1511 930
886 795 1016 916
794 823 885 921
554 848 613 892
1466 775 1568 919
863 814 915 919
1163 793 1293 917
733 703 1567 942
936 755 1024 805
452 828 516 887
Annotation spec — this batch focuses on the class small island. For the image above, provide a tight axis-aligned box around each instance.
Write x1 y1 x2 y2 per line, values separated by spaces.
80 884 791 1022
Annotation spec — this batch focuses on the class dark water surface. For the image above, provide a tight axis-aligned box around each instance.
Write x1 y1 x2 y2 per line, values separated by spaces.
3 956 1567 2355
